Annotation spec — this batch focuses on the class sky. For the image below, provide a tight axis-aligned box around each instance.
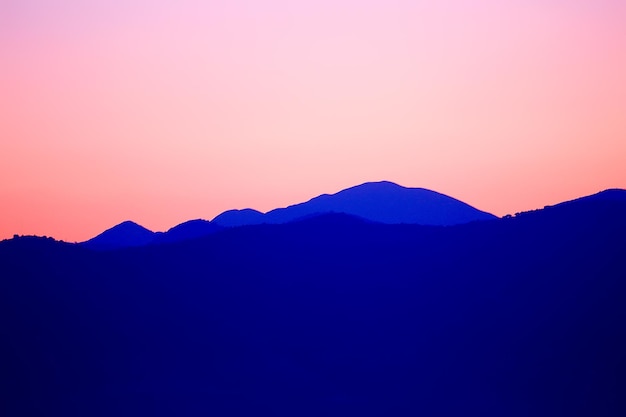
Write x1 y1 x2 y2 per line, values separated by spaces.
1 0 625 242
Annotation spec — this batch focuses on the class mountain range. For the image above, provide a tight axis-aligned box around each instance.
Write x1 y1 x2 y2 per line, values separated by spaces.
1 185 625 416
83 181 496 250
83 219 225 251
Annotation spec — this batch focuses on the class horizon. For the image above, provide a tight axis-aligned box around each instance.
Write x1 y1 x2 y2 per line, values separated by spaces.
4 181 623 242
3 1 625 242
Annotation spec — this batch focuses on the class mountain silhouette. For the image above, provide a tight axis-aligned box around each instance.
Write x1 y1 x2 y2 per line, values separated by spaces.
82 220 155 250
212 181 496 227
1 189 625 416
212 208 265 227
153 219 224 244
83 181 496 248
556 188 626 205
83 219 224 250
80 186 625 249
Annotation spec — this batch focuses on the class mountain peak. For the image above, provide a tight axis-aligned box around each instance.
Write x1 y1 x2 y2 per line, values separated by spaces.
341 180 406 193
357 180 403 188
212 208 265 227
115 220 147 229
83 220 155 250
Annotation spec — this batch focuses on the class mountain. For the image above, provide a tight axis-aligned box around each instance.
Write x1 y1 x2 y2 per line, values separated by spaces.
212 181 496 227
83 219 224 250
212 208 265 227
511 188 626 224
78 186 625 249
82 181 497 248
153 219 224 244
1 193 625 416
82 220 155 250
557 188 626 205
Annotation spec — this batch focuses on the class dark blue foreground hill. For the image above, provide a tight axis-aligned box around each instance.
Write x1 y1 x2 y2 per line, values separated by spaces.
1 190 625 416
555 188 626 205
212 181 497 227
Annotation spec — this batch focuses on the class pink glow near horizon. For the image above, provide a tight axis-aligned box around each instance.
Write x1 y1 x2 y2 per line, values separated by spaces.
1 0 625 241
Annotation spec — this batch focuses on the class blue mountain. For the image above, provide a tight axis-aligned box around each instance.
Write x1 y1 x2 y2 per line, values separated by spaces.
83 219 224 250
557 188 626 205
82 220 155 250
153 219 223 244
212 181 496 227
3 189 626 416
212 208 265 227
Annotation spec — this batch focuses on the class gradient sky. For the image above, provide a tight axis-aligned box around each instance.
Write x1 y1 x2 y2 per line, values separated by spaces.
2 0 625 242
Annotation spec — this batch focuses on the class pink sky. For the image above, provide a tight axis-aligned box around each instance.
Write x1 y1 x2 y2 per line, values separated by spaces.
1 0 625 242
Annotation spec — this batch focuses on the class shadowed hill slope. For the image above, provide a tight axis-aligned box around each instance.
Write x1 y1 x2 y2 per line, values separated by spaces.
2 194 625 416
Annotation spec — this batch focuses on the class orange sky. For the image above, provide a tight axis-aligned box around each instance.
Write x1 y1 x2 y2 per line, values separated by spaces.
1 0 625 242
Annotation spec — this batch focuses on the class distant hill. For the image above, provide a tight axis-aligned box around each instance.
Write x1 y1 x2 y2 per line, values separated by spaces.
82 220 155 250
556 188 626 205
79 186 625 249
82 219 224 250
82 181 497 248
153 219 224 245
212 181 497 227
212 208 265 227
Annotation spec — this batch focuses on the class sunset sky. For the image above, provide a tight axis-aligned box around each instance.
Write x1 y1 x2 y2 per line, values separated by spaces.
2 0 625 242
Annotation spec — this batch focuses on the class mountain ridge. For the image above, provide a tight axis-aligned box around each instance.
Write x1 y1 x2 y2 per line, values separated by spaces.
211 181 497 227
78 184 625 250
2 188 625 416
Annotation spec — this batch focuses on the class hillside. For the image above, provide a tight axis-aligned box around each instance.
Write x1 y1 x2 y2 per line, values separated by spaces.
1 195 625 416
